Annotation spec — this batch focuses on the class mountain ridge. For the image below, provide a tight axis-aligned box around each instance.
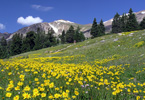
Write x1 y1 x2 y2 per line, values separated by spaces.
5 9 145 40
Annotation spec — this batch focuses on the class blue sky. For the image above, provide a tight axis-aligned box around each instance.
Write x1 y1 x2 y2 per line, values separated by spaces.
0 0 145 33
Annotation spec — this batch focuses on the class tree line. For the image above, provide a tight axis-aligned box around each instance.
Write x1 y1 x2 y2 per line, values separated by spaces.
90 8 145 38
112 8 145 33
0 26 85 59
90 19 105 38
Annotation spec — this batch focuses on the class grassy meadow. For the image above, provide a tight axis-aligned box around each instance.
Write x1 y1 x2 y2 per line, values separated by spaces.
0 30 145 100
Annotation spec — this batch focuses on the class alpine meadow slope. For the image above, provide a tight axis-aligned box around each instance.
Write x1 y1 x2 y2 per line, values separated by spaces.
0 29 145 99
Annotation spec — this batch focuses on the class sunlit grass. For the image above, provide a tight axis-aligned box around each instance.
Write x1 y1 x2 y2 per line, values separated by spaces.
0 30 145 99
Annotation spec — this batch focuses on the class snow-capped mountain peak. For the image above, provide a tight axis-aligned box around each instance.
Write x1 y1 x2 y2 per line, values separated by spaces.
54 19 74 23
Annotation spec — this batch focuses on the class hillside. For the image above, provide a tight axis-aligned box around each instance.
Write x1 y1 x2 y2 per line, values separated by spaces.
12 30 145 66
0 30 145 99
0 32 11 40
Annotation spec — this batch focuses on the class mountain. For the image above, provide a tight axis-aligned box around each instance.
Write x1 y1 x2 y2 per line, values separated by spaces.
7 20 91 40
0 32 11 40
7 10 145 40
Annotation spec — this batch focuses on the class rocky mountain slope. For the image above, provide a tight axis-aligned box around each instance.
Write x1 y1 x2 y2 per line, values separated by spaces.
6 10 145 40
0 32 11 40
7 20 91 40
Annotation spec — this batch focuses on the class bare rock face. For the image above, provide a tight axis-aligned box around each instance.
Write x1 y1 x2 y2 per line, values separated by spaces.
135 10 145 22
0 32 11 40
7 23 52 40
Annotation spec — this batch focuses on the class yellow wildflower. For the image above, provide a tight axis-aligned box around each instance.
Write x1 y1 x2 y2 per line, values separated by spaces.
54 93 60 98
13 95 19 100
22 92 31 99
48 95 53 99
6 92 12 97
23 85 30 91
41 93 46 98
62 92 68 98
74 91 79 96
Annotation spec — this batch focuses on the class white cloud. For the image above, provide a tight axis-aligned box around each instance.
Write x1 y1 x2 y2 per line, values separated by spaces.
0 23 5 30
32 5 53 11
17 16 43 26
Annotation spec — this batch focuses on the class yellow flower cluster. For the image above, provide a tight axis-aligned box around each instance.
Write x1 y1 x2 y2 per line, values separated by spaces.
134 41 145 48
0 54 145 99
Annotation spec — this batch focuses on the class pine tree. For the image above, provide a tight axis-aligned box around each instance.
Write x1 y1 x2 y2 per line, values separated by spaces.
21 38 30 52
74 26 80 42
0 37 7 47
47 28 57 46
0 37 8 58
21 31 36 52
61 30 66 44
10 33 23 55
98 19 105 36
66 25 75 43
121 13 128 32
33 32 42 50
79 32 85 42
0 45 4 58
126 8 139 31
112 13 122 33
26 31 36 50
43 39 51 48
33 28 45 50
140 17 145 29
90 18 98 38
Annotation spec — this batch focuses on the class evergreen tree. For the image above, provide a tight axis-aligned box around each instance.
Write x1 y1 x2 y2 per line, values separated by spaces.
98 19 105 36
61 30 66 44
21 38 30 52
79 32 85 42
140 17 145 29
74 27 85 42
121 13 128 32
90 18 98 38
26 31 36 50
126 8 139 31
33 28 46 50
10 33 22 55
47 28 57 46
112 13 122 33
21 31 36 52
56 38 60 44
33 32 42 50
43 28 57 47
74 26 80 42
66 25 75 43
0 37 8 58
43 39 51 48
0 37 7 47
0 45 4 58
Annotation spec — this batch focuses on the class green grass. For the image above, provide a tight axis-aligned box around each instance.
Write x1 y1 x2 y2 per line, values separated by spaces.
13 30 145 66
1 30 145 100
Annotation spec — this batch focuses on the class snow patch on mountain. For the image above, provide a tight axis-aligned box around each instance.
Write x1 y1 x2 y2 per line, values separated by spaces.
141 11 145 14
48 23 58 33
55 20 74 23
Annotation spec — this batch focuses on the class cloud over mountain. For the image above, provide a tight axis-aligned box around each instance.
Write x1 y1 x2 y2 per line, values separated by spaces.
31 5 53 11
17 16 43 26
0 23 5 30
